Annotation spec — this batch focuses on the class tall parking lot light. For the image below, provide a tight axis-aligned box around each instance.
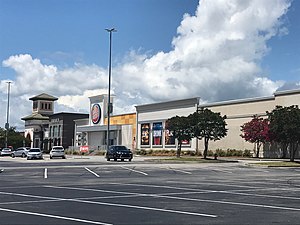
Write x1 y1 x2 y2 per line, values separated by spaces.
105 28 116 151
5 81 12 148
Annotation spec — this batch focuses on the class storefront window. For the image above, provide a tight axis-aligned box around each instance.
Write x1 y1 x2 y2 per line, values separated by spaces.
141 123 150 145
152 122 162 145
165 121 175 145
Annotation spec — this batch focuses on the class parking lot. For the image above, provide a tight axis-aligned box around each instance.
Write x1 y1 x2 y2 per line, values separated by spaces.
0 156 300 224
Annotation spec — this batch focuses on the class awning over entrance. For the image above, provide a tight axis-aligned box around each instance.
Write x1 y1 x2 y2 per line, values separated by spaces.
77 125 122 132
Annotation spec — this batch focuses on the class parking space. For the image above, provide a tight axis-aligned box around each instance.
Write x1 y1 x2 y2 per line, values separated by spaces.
0 158 300 224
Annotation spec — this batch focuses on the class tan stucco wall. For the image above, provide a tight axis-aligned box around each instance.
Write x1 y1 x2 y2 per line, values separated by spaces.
203 90 300 152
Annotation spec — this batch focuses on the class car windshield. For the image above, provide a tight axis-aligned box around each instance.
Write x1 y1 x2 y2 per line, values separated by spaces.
113 146 128 151
53 147 64 151
29 149 41 152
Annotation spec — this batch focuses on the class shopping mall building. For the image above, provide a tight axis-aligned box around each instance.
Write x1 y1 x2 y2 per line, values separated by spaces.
23 89 300 157
134 89 300 157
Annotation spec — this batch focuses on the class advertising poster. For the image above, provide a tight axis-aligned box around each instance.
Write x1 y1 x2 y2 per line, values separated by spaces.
141 123 150 145
165 121 175 145
152 122 162 145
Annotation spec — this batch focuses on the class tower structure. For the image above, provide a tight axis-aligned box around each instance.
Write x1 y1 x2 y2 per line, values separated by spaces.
22 93 58 149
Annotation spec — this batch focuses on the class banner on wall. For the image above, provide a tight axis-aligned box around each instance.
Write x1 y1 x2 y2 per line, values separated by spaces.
165 121 175 145
152 122 162 145
141 123 150 145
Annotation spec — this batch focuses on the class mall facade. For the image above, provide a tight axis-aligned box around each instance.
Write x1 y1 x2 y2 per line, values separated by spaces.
134 89 300 158
23 89 300 157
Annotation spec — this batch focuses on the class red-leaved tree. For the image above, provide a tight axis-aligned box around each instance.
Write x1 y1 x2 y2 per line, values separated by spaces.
240 116 270 158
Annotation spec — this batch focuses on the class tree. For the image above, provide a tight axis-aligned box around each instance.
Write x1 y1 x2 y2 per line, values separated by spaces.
166 116 193 158
189 108 227 159
267 105 300 162
240 116 270 158
0 126 30 149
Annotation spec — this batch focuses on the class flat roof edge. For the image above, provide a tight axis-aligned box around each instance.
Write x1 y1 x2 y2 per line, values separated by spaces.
135 97 200 112
200 96 274 108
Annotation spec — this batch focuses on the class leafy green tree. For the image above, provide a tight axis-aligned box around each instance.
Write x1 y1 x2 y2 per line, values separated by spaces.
267 105 300 162
189 108 227 159
0 126 30 149
166 116 193 158
240 116 270 158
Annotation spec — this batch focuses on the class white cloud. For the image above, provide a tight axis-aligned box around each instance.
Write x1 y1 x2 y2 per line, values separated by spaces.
0 0 292 130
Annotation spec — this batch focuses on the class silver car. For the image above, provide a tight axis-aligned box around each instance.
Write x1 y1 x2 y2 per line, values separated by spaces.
50 146 66 159
11 147 29 158
27 148 43 160
1 148 12 156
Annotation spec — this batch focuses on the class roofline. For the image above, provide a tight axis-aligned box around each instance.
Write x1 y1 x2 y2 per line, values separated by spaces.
50 112 89 116
135 97 200 113
29 93 58 101
200 96 274 108
111 112 136 117
274 88 300 97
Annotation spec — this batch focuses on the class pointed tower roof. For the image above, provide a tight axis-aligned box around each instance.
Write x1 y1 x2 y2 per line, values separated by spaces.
29 93 58 101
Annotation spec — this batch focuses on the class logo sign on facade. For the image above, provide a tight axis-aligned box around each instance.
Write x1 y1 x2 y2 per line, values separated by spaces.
80 145 89 153
91 104 101 124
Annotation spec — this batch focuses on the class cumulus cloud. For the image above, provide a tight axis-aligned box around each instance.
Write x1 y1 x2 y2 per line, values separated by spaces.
0 0 292 130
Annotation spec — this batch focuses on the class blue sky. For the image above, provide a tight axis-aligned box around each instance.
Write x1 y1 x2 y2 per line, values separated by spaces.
261 0 300 82
0 0 199 71
0 0 299 129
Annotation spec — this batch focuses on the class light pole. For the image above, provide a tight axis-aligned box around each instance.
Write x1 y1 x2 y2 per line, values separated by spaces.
5 81 12 148
105 28 116 151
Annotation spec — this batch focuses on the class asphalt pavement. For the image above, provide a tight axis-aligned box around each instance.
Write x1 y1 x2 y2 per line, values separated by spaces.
0 155 300 225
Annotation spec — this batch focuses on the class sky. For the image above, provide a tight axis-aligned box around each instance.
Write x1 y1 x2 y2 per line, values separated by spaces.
0 0 300 130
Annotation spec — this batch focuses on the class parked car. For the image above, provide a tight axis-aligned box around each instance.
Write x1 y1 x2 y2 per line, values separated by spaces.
105 145 133 161
50 146 66 159
11 147 29 158
27 148 43 160
0 148 13 156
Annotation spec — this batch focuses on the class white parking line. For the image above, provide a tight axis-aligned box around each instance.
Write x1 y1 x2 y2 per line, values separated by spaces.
211 169 233 174
0 189 217 218
44 184 300 212
157 194 300 212
85 167 100 177
164 167 192 174
44 168 48 179
0 207 112 225
120 166 148 176
108 182 300 202
70 198 217 218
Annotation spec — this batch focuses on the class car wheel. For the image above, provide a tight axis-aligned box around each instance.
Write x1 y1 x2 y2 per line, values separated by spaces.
22 153 26 158
62 156 66 159
50 156 52 159
27 158 30 160
129 158 132 162
11 154 15 158
107 158 110 161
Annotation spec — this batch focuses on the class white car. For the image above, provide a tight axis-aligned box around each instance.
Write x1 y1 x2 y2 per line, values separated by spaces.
11 147 29 158
0 148 12 156
27 148 43 160
50 146 66 159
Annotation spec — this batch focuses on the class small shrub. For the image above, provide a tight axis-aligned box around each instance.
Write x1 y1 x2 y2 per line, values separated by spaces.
243 149 252 157
136 149 147 155
207 150 214 156
216 149 226 157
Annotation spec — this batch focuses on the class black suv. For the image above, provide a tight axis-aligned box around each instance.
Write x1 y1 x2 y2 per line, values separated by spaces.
106 145 133 161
